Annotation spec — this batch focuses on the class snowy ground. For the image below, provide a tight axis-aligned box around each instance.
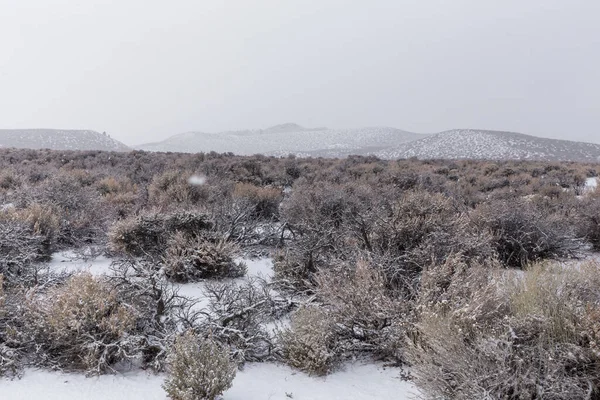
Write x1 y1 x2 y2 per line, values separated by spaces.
2 361 416 400
585 177 598 191
12 251 418 400
47 250 113 276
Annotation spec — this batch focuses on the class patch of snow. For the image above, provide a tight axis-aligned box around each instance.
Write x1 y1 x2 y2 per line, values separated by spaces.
187 175 207 186
585 177 598 190
1 202 15 211
2 361 417 400
1 369 165 400
47 250 113 276
238 257 274 280
136 125 426 158
375 129 600 162
175 257 274 311
173 281 211 312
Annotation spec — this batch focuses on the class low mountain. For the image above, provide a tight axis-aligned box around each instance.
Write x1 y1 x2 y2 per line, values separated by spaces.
137 124 427 157
375 129 600 162
0 129 130 151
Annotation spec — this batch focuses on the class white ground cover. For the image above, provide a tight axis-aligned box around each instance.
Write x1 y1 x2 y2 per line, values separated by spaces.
2 361 416 400
10 251 418 399
585 177 598 191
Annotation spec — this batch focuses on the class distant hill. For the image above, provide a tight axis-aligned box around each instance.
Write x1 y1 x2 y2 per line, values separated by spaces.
136 124 427 157
0 129 130 151
374 129 600 162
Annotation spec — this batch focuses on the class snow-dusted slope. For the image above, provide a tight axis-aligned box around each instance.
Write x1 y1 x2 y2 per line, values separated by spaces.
136 124 426 157
0 129 130 151
375 129 600 162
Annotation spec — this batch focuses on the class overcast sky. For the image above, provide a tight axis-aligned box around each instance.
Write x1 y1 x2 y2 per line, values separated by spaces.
1 0 598 145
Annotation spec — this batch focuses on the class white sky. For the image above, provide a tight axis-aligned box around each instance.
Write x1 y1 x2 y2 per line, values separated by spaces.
0 0 598 145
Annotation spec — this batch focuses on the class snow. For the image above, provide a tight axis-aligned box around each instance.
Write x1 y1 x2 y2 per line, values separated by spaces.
585 177 598 190
0 129 130 151
175 257 274 311
47 250 113 276
1 202 15 211
135 124 600 162
375 129 600 162
2 369 165 400
187 175 207 186
239 257 274 280
2 362 416 400
43 253 275 311
30 253 419 398
136 125 425 157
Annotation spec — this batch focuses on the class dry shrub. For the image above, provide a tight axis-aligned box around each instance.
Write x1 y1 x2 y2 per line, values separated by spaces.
416 254 502 315
109 211 212 257
97 176 136 196
164 233 246 282
97 176 139 218
0 170 21 190
232 182 281 220
409 262 600 400
26 273 139 373
0 216 45 282
0 274 22 378
163 331 236 400
577 194 600 251
149 170 207 206
9 204 60 257
272 249 319 293
316 262 407 361
199 279 283 362
371 191 494 289
472 199 580 268
0 275 4 311
279 305 339 376
35 172 105 242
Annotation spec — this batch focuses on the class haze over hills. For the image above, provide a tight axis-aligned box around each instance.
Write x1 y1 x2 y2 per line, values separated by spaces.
137 124 600 162
0 129 130 152
375 129 600 162
0 126 598 163
136 124 428 157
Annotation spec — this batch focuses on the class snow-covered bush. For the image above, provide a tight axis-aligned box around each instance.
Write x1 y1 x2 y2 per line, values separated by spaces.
109 211 212 257
232 182 282 220
0 216 46 283
163 331 236 400
109 257 195 371
576 192 600 251
280 305 339 376
472 199 580 268
0 169 21 191
408 262 600 400
148 170 208 206
272 249 320 293
26 273 139 374
164 233 246 282
0 274 26 378
33 172 108 247
0 275 5 311
316 262 407 361
199 279 286 362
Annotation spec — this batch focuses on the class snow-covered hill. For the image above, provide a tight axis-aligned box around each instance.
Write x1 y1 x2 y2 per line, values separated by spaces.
137 125 600 162
136 124 427 157
0 129 130 151
375 129 600 162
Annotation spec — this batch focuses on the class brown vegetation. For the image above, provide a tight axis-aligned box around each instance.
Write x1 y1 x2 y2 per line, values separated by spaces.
0 147 598 397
